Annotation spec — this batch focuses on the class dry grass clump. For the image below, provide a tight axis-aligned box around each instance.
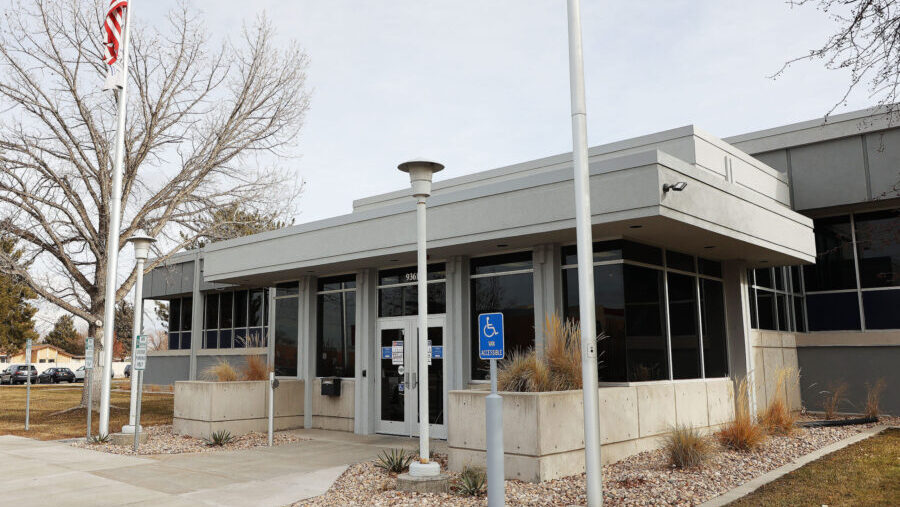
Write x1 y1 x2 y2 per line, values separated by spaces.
663 424 714 468
241 355 272 381
821 382 848 420
497 314 598 392
760 368 798 435
203 360 238 382
864 378 887 419
718 378 767 451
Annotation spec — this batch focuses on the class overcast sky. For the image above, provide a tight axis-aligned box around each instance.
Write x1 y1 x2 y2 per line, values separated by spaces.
138 0 872 224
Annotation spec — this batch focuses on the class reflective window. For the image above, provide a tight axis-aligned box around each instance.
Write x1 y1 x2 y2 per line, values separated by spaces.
862 290 900 329
854 209 900 288
204 290 268 349
471 252 534 380
700 279 728 377
803 216 856 291
624 265 668 381
166 298 192 351
316 275 356 377
274 297 298 376
667 272 700 379
378 264 446 317
563 263 626 381
806 292 861 331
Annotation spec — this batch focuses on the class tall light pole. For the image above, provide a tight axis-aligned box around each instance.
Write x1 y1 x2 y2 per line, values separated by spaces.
122 232 155 434
398 160 444 477
566 1 603 505
98 0 134 437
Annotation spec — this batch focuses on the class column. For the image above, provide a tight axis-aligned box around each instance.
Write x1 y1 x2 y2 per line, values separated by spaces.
188 256 203 381
299 276 316 429
723 261 757 413
355 269 377 434
533 244 563 355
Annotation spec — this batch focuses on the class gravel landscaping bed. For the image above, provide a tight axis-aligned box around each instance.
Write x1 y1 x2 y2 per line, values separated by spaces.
70 424 305 456
295 420 896 506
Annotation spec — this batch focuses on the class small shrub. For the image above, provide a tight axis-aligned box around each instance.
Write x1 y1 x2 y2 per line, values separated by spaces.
203 430 233 446
242 355 272 381
454 466 486 496
203 360 238 382
821 382 848 420
374 448 414 474
90 433 110 444
718 378 766 451
760 368 798 435
663 424 713 468
865 378 887 419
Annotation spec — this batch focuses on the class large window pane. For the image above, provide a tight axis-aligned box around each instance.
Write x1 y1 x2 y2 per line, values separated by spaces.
276 282 299 297
793 296 806 332
168 299 180 333
624 265 668 381
756 291 776 330
561 240 623 265
803 215 856 291
181 297 192 333
862 289 900 329
249 290 265 327
854 209 900 288
274 297 298 376
806 292 861 331
667 272 701 379
234 290 248 328
471 271 534 380
700 279 728 378
316 291 356 377
378 283 446 317
562 264 626 381
471 251 533 275
776 293 788 331
666 251 695 273
219 292 233 329
755 268 773 289
205 294 218 330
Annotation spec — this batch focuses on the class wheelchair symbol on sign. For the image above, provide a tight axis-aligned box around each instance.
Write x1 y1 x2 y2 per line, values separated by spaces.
482 318 498 338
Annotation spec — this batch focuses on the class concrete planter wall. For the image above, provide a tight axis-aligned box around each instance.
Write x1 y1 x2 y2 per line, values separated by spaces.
448 378 734 482
173 380 304 438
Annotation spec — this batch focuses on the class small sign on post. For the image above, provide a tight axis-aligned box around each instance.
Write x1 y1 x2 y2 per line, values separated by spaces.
133 335 148 452
478 313 505 506
85 337 94 442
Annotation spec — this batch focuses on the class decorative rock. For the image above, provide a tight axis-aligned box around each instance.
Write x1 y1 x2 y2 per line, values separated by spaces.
395 472 451 494
108 431 148 446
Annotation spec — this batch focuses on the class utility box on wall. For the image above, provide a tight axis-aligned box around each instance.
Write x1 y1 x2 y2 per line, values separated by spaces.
321 377 342 397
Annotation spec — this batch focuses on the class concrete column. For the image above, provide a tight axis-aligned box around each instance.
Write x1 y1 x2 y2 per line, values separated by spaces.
447 256 470 387
723 261 757 413
188 257 203 381
355 269 377 434
532 244 563 355
299 276 316 429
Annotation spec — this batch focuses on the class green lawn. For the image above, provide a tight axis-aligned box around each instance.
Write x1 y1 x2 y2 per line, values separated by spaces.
729 428 900 506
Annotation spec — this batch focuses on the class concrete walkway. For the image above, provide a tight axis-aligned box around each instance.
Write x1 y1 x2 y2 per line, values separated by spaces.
0 429 444 506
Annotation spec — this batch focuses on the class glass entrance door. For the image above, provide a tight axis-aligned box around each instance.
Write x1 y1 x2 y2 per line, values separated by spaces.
376 316 446 438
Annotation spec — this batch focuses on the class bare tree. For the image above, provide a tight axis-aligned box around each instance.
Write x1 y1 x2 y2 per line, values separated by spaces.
777 0 900 116
0 0 309 408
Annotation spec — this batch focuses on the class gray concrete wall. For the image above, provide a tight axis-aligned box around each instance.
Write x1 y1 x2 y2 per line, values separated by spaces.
144 355 190 385
798 346 900 416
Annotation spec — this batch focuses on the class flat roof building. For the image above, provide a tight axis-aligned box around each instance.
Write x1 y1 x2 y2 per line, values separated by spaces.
144 106 898 446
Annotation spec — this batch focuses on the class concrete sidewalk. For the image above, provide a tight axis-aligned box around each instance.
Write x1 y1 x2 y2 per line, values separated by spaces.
0 429 444 506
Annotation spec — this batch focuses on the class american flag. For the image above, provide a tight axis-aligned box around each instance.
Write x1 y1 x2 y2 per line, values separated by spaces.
104 0 128 66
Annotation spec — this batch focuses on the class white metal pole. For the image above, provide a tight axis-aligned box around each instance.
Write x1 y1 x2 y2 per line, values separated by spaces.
416 198 430 462
124 257 144 433
268 371 275 446
99 0 134 437
566 1 603 505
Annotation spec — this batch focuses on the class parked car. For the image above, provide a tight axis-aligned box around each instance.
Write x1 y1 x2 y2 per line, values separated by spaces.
38 367 76 384
73 365 114 382
0 364 38 385
124 364 131 378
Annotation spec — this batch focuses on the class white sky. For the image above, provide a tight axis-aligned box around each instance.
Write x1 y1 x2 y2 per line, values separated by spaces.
38 0 879 332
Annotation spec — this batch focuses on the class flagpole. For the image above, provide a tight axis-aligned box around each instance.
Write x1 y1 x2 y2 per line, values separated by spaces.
98 0 134 437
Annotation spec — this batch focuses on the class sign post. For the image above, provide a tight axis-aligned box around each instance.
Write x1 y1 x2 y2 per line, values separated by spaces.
132 335 147 452
478 312 505 506
24 339 32 431
85 337 94 442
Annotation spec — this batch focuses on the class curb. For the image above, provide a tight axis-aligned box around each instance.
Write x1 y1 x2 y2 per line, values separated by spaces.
697 425 889 507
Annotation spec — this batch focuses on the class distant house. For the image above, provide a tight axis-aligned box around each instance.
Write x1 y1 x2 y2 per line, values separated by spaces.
8 344 78 364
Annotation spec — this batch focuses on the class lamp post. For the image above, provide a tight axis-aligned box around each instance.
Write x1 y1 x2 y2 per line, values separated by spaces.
398 160 444 477
122 232 155 434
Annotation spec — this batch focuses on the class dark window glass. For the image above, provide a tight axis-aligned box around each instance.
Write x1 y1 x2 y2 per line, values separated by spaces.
623 265 668 381
470 271 534 380
756 291 776 330
378 283 446 317
791 266 803 293
775 268 785 291
854 209 900 288
168 332 180 351
698 258 722 278
316 291 356 377
862 289 900 329
317 274 356 292
667 273 701 379
804 215 856 291
205 294 219 330
219 292 233 329
168 299 180 333
700 279 728 377
181 297 192 333
776 293 788 331
426 326 444 424
276 282 299 297
793 296 806 332
666 251 695 273
471 251 533 275
806 292 861 331
561 240 623 265
755 268 773 288
623 241 663 266
249 290 265 327
234 328 247 348
378 263 446 285
749 288 758 329
562 264 626 381
181 332 191 350
219 329 232 349
274 298 298 376
234 291 248 328
205 330 218 349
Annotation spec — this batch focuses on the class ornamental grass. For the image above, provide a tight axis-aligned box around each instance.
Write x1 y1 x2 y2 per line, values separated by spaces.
760 367 798 435
718 377 766 451
203 360 239 382
663 424 714 468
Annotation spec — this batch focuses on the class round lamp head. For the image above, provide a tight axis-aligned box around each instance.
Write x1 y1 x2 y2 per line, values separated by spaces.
127 231 156 261
398 160 444 198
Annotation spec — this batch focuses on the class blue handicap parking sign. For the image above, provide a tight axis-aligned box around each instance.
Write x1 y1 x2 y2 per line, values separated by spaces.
478 312 504 360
